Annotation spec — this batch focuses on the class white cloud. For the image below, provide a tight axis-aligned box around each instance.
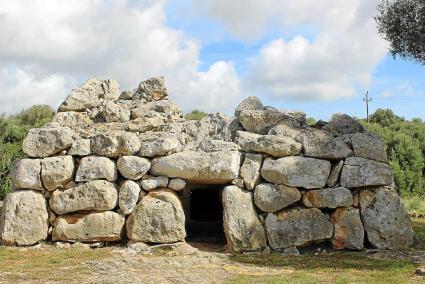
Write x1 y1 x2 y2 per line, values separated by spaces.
0 0 243 114
381 82 425 98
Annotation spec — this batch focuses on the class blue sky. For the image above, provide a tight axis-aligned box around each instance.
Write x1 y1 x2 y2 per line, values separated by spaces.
0 0 424 120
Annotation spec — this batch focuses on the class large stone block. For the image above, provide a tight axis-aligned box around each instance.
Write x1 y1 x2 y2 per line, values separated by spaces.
52 211 125 242
150 151 241 184
41 156 74 191
22 127 77 157
75 156 117 182
0 190 49 246
12 158 42 190
360 187 414 249
126 189 185 243
303 187 353 209
117 156 151 180
254 183 301 213
234 96 263 117
139 132 182 157
49 180 118 215
330 207 364 250
265 208 333 249
351 133 387 163
340 157 393 188
261 157 331 189
302 129 352 160
222 186 267 252
91 132 141 158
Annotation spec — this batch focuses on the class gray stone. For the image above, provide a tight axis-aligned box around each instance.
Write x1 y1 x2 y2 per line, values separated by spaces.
340 157 393 188
326 161 344 187
68 139 91 156
359 187 414 249
254 183 301 213
132 100 182 119
126 189 186 243
52 211 125 242
303 187 353 209
91 132 141 158
139 132 182 157
351 133 387 163
236 131 302 158
75 156 117 182
302 129 352 160
330 207 364 250
261 157 331 189
12 158 42 190
134 76 168 101
140 175 169 191
52 111 93 129
240 153 263 190
119 180 141 215
22 127 77 157
222 186 267 252
117 156 151 180
150 151 241 184
102 101 131 122
168 178 186 191
265 208 333 249
322 114 365 136
49 180 118 215
234 96 264 117
41 156 74 191
0 190 49 246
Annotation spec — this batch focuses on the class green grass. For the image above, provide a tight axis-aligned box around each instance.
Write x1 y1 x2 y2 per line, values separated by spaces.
403 196 425 215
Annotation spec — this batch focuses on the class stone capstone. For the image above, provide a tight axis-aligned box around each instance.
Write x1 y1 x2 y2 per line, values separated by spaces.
240 153 263 190
0 190 49 246
12 158 42 190
119 180 141 215
340 157 393 188
234 96 264 117
117 156 151 180
254 183 301 213
330 207 364 250
22 127 77 157
222 186 267 252
303 187 353 209
126 189 185 243
41 156 74 191
265 208 333 249
75 156 117 182
261 156 331 189
49 180 118 215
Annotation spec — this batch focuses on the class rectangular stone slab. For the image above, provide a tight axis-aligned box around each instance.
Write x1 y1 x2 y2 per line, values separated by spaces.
340 157 393 188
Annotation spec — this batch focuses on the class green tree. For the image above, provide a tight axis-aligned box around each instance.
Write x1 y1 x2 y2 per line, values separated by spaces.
376 0 425 64
184 110 208 121
369 108 404 127
11 104 55 127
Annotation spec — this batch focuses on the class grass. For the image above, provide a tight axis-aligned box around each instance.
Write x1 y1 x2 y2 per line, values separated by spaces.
403 196 425 215
0 246 111 282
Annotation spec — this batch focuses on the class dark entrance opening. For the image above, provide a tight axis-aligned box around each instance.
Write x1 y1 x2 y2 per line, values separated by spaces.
182 184 226 244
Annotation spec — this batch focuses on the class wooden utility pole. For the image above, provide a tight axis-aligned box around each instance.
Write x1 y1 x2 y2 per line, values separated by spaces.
363 91 372 123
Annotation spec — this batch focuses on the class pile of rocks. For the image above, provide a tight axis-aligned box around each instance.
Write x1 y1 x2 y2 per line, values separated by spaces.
0 77 414 252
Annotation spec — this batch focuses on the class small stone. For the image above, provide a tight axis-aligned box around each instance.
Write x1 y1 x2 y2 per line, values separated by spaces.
134 76 168 101
117 156 151 180
140 175 169 191
75 156 117 182
68 139 91 156
12 159 42 190
119 180 141 215
240 153 263 190
168 178 186 191
326 161 344 187
254 183 301 213
41 156 74 191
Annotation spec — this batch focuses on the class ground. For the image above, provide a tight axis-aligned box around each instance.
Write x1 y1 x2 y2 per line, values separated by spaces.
1 219 425 284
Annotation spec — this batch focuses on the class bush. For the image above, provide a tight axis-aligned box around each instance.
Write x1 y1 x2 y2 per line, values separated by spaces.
0 143 23 199
184 110 207 121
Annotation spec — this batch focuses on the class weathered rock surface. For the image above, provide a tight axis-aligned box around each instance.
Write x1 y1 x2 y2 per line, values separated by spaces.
168 178 186 191
41 156 74 191
49 180 118 215
222 186 267 252
52 211 125 242
134 76 168 101
140 175 169 191
102 101 131 122
265 208 333 249
234 96 263 117
75 156 117 182
359 187 414 249
240 153 263 190
261 157 331 189
303 187 353 209
302 129 352 160
326 160 344 187
52 111 93 129
239 109 306 134
0 190 48 246
236 131 302 158
340 157 393 188
139 132 182 157
322 114 365 136
12 159 42 190
150 151 241 183
119 180 141 215
330 207 364 250
132 100 182 119
126 189 185 243
22 127 77 157
117 156 151 180
91 132 141 158
68 139 91 156
351 133 387 163
254 183 301 213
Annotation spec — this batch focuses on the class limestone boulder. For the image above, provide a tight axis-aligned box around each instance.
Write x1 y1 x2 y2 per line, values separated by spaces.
168 178 186 191
117 156 151 180
68 139 91 156
150 151 241 184
134 76 168 101
351 133 387 163
140 175 169 191
240 153 263 190
239 109 306 134
322 114 365 136
52 111 93 129
326 160 344 187
0 190 49 246
234 96 264 117
302 129 352 160
303 187 353 209
75 156 117 182
265 208 333 249
52 211 125 242
126 189 185 243
195 140 240 152
360 187 414 249
330 207 364 250
41 156 74 191
102 101 131 122
139 132 182 157
49 180 118 215
222 186 267 252
12 158 42 190
236 131 302 158
254 183 301 213
119 180 141 215
132 100 182 119
22 127 77 157
340 157 393 188
91 132 141 158
261 157 331 189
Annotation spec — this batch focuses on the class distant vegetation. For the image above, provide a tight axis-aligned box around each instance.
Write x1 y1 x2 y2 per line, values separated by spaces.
0 105 55 198
184 110 207 121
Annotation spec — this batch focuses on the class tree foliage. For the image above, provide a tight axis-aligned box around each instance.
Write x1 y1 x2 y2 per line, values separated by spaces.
184 109 208 121
376 0 425 64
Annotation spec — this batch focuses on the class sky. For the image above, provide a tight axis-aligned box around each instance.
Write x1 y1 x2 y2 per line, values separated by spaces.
0 0 424 120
